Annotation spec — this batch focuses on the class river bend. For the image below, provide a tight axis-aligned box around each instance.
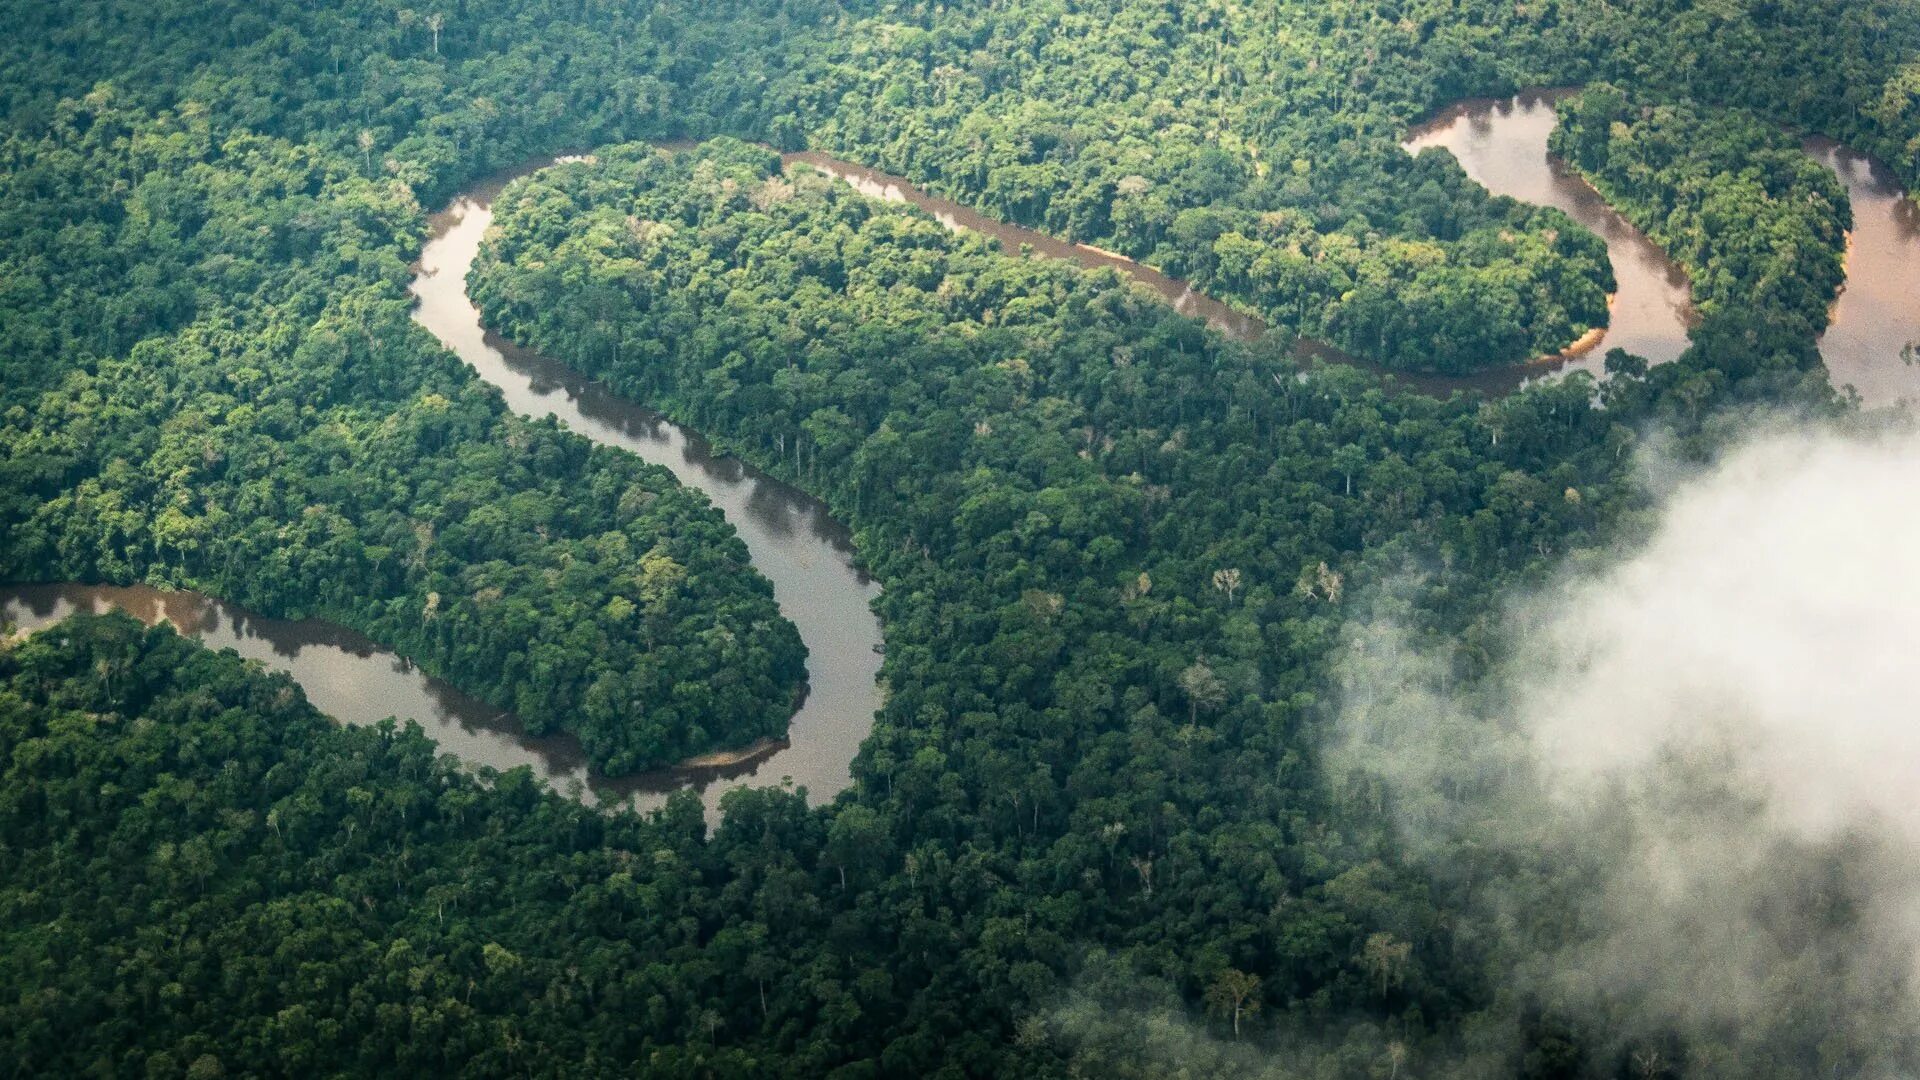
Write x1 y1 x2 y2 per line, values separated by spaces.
1404 91 1920 405
5 163 888 821
9 117 1915 816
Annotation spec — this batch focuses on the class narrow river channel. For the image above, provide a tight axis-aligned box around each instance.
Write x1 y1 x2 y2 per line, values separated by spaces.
1405 91 1920 405
9 119 1913 819
1805 139 1920 407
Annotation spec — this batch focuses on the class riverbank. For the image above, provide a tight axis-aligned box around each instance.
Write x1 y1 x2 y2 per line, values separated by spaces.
0 582 807 809
413 168 886 818
1407 90 1920 406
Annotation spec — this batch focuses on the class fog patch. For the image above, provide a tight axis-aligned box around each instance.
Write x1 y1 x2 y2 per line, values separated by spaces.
1333 422 1920 1074
1031 957 1400 1080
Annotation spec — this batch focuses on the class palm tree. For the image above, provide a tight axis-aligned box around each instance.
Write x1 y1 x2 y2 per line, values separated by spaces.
1360 932 1412 1000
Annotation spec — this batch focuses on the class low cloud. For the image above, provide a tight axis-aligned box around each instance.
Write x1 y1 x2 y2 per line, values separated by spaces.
1333 421 1920 1075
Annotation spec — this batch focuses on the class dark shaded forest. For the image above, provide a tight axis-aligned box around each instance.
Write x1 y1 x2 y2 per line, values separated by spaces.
0 88 806 775
3 0 1919 1075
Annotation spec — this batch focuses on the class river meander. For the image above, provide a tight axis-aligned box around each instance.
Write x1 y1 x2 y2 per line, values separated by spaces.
1404 91 1920 405
9 114 1914 816
4 161 889 821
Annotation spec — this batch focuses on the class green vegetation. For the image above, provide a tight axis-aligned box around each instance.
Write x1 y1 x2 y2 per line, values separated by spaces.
1545 85 1858 415
797 1 1626 372
461 139 1847 1074
749 0 1920 372
6 0 1918 376
1 0 1917 1074
1552 86 1852 338
0 613 832 1074
0 97 804 775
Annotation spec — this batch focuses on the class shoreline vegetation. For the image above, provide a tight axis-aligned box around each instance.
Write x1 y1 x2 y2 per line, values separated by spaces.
5 0 1920 1072
0 582 801 791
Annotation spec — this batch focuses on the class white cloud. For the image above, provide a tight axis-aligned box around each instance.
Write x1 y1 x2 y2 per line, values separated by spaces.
1332 421 1920 1074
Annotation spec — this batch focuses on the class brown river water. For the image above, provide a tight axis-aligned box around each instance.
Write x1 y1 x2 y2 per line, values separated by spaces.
1403 90 1698 387
8 112 1913 814
1805 138 1920 407
4 162 886 820
1404 90 1920 405
406 164 885 814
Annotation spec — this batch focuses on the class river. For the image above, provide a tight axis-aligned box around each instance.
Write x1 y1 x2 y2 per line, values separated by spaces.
1405 91 1920 405
784 151 1269 342
406 163 886 815
1805 138 1920 407
792 140 1657 397
1403 89 1698 386
10 118 1913 814
1 582 641 796
4 162 887 821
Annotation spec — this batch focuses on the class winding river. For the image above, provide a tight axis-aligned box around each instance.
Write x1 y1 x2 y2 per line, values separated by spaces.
1 582 648 796
1404 90 1920 405
407 163 886 814
1403 90 1697 385
5 162 888 821
784 151 1269 342
8 108 1915 816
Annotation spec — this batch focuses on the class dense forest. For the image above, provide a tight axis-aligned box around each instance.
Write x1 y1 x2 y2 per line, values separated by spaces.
1 613 840 1075
3 0 1919 1075
1551 86 1852 342
0 97 807 774
463 135 1869 1076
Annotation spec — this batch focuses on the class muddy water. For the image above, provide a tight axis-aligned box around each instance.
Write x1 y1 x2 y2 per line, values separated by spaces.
1805 138 1920 407
3 161 887 820
812 119 1918 401
407 164 885 816
19 127 1905 816
0 136 1708 816
1406 93 1920 405
0 582 648 795
784 151 1270 342
1403 90 1698 387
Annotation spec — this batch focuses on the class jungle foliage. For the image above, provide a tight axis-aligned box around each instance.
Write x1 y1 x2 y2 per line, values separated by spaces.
1552 85 1852 347
0 0 1913 1075
0 97 805 775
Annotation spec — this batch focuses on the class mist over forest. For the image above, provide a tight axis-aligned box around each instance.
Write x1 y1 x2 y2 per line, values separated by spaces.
3 0 1920 1075
1334 422 1920 1076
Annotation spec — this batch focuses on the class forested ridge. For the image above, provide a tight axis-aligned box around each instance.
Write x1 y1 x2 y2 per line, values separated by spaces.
1 0 1917 1075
